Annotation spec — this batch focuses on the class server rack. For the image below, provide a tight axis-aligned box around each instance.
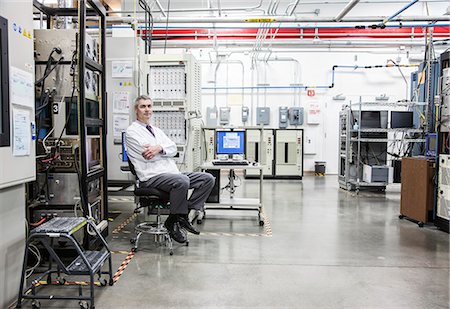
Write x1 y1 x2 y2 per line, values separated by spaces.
32 0 108 249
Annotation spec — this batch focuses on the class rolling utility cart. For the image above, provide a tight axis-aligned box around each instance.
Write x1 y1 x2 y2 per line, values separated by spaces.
16 217 113 309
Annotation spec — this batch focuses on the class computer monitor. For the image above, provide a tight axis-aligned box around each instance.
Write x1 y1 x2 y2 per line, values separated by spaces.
216 130 245 157
121 131 128 162
360 111 381 129
391 111 414 128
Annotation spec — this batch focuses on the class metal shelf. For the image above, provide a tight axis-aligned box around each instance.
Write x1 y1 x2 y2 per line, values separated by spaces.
350 101 427 107
350 128 424 133
351 138 425 142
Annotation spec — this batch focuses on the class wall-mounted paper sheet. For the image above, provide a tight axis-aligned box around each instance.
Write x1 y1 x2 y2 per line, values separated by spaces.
113 114 130 138
10 66 34 108
12 108 31 156
113 91 130 114
112 60 133 78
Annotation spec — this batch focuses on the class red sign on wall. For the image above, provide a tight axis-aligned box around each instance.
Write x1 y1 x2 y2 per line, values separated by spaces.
307 89 315 97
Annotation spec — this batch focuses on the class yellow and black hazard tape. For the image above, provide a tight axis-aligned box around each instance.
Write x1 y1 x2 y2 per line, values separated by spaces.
112 250 135 284
315 172 325 176
112 213 138 234
108 197 134 202
261 208 272 237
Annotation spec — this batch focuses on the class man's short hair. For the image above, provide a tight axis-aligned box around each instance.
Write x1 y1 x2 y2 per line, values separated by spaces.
134 95 152 108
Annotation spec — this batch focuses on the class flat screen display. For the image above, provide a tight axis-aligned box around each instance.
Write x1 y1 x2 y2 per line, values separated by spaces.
216 131 245 155
391 111 414 128
360 111 381 129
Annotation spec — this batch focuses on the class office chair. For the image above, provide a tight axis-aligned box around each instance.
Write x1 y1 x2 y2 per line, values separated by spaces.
128 160 187 255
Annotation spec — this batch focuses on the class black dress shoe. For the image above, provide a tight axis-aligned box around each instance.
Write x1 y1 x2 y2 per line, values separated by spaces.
164 220 187 243
178 216 200 235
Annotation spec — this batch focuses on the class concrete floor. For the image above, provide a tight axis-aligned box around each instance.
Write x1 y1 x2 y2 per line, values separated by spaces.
19 175 449 308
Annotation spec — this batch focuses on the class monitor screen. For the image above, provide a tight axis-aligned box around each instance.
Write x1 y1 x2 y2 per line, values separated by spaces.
360 111 381 129
216 131 245 155
391 111 414 128
121 131 128 162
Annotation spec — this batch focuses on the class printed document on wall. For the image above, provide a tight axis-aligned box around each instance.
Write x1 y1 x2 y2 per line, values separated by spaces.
10 66 34 109
113 114 129 138
13 108 31 156
113 91 130 113
307 103 321 124
111 60 133 78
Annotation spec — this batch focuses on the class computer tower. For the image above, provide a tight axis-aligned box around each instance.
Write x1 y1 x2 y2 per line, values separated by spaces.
205 169 220 203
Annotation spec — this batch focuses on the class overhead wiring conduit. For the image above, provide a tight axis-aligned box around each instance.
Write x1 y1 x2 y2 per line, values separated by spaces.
202 63 419 91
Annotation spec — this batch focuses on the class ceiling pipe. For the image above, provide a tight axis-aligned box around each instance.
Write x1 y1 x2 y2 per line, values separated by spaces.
108 0 265 15
104 15 450 24
154 0 167 18
334 0 361 22
286 0 301 16
382 0 419 24
145 39 449 48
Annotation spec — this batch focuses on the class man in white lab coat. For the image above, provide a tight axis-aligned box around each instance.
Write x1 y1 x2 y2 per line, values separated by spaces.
126 95 214 243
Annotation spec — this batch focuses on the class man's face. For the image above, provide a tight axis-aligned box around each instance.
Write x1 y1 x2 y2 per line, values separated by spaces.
136 99 153 123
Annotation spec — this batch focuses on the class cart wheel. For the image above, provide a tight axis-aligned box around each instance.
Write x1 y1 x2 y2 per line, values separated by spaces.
131 247 137 253
99 278 107 286
56 277 66 285
31 300 41 309
169 251 174 256
109 278 115 286
79 301 89 309
186 240 189 246
259 220 265 226
398 215 405 219
130 238 136 244
418 222 424 228
197 219 202 225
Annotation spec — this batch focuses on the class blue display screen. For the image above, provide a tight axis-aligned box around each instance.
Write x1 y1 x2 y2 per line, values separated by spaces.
216 131 245 155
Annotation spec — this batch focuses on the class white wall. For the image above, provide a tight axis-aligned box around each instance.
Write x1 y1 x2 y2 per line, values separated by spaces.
191 49 420 174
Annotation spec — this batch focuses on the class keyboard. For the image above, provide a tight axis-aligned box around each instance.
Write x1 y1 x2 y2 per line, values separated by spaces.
211 160 249 166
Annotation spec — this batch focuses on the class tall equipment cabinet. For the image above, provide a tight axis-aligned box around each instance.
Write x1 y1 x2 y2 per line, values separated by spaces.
274 129 303 179
436 53 450 232
245 129 274 178
142 54 202 172
31 1 109 248
436 155 450 232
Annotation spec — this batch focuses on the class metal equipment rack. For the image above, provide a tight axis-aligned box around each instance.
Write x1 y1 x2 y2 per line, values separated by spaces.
16 217 113 309
32 0 108 249
338 98 426 192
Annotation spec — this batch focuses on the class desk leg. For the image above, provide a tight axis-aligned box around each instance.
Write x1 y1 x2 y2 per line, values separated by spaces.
229 170 235 198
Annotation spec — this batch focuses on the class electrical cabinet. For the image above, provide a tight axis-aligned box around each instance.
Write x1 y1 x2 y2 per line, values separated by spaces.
289 107 304 126
245 129 274 177
143 53 202 172
279 107 288 128
436 154 450 232
256 107 270 125
274 129 303 179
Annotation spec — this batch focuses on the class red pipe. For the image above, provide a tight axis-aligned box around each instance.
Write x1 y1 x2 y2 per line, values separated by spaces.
138 26 450 40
